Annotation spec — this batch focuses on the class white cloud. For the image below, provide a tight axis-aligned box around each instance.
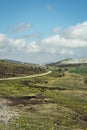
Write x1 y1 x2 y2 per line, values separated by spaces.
0 34 26 52
45 48 56 54
0 21 87 63
0 48 7 52
42 32 87 48
62 21 87 40
12 23 32 33
26 41 41 53
60 49 74 55
10 39 25 48
27 21 87 55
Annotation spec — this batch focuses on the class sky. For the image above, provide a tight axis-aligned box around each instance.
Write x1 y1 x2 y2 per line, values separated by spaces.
0 0 87 63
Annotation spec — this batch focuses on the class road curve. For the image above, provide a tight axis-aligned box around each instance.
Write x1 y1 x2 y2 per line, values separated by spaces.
0 71 52 81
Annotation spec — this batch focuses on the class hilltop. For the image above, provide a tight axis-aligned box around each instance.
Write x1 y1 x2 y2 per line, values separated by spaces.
47 58 87 67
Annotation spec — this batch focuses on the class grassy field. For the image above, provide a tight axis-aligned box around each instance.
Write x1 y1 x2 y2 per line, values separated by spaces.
0 66 87 130
69 66 87 75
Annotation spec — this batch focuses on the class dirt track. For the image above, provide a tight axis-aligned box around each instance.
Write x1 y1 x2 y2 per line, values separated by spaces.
0 71 52 81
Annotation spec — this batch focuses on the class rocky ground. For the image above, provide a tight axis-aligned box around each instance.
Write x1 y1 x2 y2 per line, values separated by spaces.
0 98 19 123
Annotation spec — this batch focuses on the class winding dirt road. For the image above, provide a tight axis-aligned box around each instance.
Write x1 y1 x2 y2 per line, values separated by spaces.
0 71 52 81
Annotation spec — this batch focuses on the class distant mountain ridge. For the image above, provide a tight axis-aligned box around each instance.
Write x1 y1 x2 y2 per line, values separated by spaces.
58 58 87 64
1 59 23 64
1 59 41 66
47 58 87 66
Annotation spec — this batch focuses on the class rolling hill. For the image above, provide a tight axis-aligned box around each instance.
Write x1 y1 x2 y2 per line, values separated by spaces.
0 59 46 78
47 58 87 67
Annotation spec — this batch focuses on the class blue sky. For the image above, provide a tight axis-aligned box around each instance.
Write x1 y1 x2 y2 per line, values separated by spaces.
0 0 87 63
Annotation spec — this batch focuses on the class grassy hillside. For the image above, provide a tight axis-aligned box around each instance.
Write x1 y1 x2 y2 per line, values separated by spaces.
0 60 46 78
0 65 87 129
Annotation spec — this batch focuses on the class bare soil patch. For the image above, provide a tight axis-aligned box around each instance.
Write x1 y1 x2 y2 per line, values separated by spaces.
0 98 19 123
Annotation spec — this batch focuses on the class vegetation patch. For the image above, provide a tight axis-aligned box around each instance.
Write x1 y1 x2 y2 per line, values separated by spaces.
0 60 46 78
69 66 87 74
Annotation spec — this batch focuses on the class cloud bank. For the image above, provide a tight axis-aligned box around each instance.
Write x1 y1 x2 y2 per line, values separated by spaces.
0 21 87 63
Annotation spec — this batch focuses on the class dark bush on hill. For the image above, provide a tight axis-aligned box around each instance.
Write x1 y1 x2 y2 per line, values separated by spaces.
84 78 87 84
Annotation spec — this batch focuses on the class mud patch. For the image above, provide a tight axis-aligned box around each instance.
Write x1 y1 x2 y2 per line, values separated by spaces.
7 95 55 106
8 94 54 106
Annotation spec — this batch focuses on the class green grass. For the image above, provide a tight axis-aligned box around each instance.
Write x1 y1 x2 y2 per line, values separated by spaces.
0 66 87 129
69 66 87 74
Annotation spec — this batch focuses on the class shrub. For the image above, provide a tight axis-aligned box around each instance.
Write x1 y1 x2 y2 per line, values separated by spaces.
84 78 87 84
58 73 65 77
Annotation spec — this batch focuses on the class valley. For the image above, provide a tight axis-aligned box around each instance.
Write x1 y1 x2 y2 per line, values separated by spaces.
0 59 87 129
